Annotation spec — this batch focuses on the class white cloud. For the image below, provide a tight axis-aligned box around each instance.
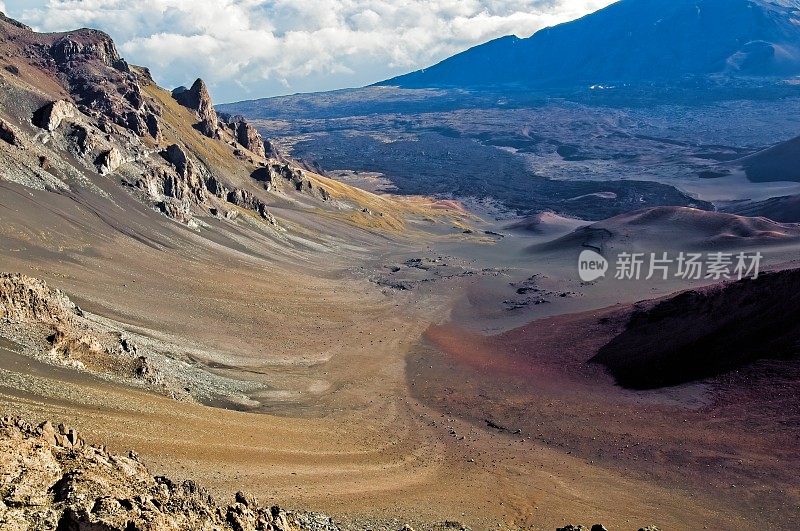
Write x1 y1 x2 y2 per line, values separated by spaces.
11 0 617 102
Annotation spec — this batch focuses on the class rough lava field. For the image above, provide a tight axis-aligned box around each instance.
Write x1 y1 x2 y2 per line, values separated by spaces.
220 86 800 215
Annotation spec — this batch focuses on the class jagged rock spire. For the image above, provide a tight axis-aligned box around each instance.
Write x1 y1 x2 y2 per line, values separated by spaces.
172 78 218 137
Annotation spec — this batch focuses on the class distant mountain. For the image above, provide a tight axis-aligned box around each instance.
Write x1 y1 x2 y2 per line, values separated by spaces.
379 0 800 89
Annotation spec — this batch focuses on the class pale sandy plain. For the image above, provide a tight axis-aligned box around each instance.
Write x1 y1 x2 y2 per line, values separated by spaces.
2 175 799 530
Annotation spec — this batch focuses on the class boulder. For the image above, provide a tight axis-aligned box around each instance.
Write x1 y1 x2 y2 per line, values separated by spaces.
33 100 78 131
96 148 123 175
0 119 19 146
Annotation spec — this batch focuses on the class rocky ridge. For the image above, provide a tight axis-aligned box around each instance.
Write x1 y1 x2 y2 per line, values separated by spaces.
0 417 338 531
172 80 281 161
0 12 341 229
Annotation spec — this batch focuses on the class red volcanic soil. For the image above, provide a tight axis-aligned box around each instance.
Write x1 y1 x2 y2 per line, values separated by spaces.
407 277 800 528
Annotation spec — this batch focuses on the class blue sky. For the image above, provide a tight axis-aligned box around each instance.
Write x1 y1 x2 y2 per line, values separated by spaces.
0 0 614 103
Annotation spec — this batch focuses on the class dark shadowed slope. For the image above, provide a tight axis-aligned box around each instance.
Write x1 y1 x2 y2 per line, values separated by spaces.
716 133 800 216
592 268 800 389
738 133 800 182
724 192 800 221
380 0 800 89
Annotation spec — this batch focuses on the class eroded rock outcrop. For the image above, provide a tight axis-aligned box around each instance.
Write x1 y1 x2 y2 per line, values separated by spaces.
0 417 339 531
50 30 128 71
0 273 81 325
48 327 106 364
226 188 277 224
159 144 207 203
225 115 266 157
161 144 192 177
264 139 281 160
46 29 161 140
145 143 277 225
172 79 219 138
254 163 330 201
0 14 304 229
0 273 148 377
555 526 614 531
158 198 194 225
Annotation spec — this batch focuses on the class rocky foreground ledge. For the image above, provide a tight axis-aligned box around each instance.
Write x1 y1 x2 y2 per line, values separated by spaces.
0 417 663 531
0 417 337 531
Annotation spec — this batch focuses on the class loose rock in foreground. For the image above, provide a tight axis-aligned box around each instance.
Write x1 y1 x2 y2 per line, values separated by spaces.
0 417 339 531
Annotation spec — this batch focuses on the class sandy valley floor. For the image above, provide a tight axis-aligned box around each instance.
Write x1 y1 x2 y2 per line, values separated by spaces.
1 180 799 531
